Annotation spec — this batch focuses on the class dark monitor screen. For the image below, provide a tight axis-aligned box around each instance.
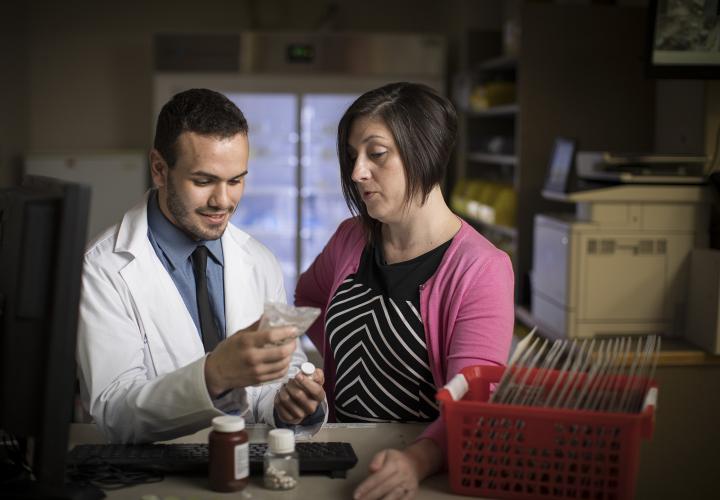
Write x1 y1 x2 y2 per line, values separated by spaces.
543 137 577 194
0 176 91 495
646 0 720 79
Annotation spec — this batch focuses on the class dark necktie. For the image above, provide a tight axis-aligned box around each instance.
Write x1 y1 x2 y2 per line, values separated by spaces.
191 245 220 352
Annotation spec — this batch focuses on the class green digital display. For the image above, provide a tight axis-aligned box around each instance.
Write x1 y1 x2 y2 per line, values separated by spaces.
287 44 315 63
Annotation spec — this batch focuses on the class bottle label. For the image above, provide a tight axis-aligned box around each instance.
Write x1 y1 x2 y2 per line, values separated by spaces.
234 442 249 480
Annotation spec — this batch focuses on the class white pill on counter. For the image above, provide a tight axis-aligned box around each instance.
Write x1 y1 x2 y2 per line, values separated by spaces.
301 362 315 376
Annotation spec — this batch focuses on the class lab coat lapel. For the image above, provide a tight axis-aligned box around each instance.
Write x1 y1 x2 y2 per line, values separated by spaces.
116 193 204 370
223 227 263 336
121 248 204 369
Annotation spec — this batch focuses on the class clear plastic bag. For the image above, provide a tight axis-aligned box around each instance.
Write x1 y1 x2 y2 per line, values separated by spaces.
254 303 321 387
257 302 321 345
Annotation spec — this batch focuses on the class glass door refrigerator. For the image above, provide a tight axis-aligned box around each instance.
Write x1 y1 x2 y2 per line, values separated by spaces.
225 92 302 302
299 94 359 275
225 92 358 302
153 33 445 303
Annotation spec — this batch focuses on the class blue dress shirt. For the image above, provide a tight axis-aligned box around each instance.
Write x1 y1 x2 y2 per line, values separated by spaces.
146 191 226 340
147 191 323 425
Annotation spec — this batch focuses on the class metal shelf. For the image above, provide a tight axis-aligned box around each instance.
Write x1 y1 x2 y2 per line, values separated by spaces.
461 215 517 240
467 153 518 166
465 104 519 117
475 55 518 72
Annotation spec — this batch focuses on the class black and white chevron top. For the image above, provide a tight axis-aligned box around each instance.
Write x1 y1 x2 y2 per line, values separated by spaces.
326 238 452 423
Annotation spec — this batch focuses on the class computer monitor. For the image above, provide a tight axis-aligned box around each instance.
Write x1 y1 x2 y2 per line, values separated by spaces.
543 137 577 194
0 176 97 497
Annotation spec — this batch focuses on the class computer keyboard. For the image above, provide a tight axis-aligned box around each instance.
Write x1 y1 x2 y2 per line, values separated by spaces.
67 441 358 478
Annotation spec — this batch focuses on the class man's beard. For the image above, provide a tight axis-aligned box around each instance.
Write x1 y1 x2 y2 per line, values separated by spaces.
166 174 231 241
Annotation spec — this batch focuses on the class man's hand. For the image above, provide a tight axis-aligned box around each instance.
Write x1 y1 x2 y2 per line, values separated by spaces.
274 368 325 424
204 321 298 398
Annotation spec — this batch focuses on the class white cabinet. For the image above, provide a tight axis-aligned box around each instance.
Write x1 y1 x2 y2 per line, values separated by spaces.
24 151 148 242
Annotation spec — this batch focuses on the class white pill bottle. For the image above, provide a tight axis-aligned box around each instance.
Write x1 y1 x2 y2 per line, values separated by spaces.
263 428 299 490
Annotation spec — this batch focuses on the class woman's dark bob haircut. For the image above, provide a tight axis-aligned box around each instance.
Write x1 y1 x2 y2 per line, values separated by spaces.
337 82 458 239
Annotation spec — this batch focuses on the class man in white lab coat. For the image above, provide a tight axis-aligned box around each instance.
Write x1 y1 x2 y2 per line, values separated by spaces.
76 89 326 443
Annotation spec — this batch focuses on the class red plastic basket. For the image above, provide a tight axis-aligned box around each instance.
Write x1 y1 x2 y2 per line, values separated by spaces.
436 365 656 500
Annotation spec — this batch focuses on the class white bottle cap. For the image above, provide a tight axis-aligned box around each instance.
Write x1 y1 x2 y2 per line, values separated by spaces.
301 362 316 376
212 415 245 433
268 428 295 453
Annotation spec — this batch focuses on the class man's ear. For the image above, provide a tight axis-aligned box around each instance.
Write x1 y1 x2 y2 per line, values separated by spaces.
149 149 168 188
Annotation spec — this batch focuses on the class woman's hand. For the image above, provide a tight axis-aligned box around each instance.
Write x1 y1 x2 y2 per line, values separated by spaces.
353 439 442 500
353 449 420 500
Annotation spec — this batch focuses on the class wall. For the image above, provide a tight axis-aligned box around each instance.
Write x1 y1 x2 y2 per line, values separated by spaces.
0 0 502 189
706 81 720 164
0 2 28 187
5 0 713 189
654 80 706 154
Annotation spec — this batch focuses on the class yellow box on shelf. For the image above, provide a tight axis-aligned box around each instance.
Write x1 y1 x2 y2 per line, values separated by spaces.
449 178 470 216
493 186 516 227
466 181 497 224
452 179 517 230
469 81 516 111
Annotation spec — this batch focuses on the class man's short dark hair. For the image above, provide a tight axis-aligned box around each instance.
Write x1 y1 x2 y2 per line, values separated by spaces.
153 88 248 167
337 82 458 238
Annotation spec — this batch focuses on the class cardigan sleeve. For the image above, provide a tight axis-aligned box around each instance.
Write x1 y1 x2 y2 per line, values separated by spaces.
295 218 361 350
446 250 514 368
419 249 515 455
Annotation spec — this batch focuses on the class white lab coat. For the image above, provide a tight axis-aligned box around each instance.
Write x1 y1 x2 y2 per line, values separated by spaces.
76 193 322 443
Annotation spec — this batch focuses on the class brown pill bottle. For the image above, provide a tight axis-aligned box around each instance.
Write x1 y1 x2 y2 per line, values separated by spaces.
209 415 249 492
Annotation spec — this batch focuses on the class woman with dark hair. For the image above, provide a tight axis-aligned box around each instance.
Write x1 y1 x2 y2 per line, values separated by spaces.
295 82 514 499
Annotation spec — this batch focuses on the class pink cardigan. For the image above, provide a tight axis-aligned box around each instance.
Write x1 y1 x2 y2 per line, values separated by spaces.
295 217 514 456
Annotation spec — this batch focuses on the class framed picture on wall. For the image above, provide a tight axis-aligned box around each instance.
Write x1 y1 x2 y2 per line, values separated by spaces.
646 0 720 79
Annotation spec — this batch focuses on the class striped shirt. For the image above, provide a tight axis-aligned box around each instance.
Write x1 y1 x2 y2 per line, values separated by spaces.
326 239 451 423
